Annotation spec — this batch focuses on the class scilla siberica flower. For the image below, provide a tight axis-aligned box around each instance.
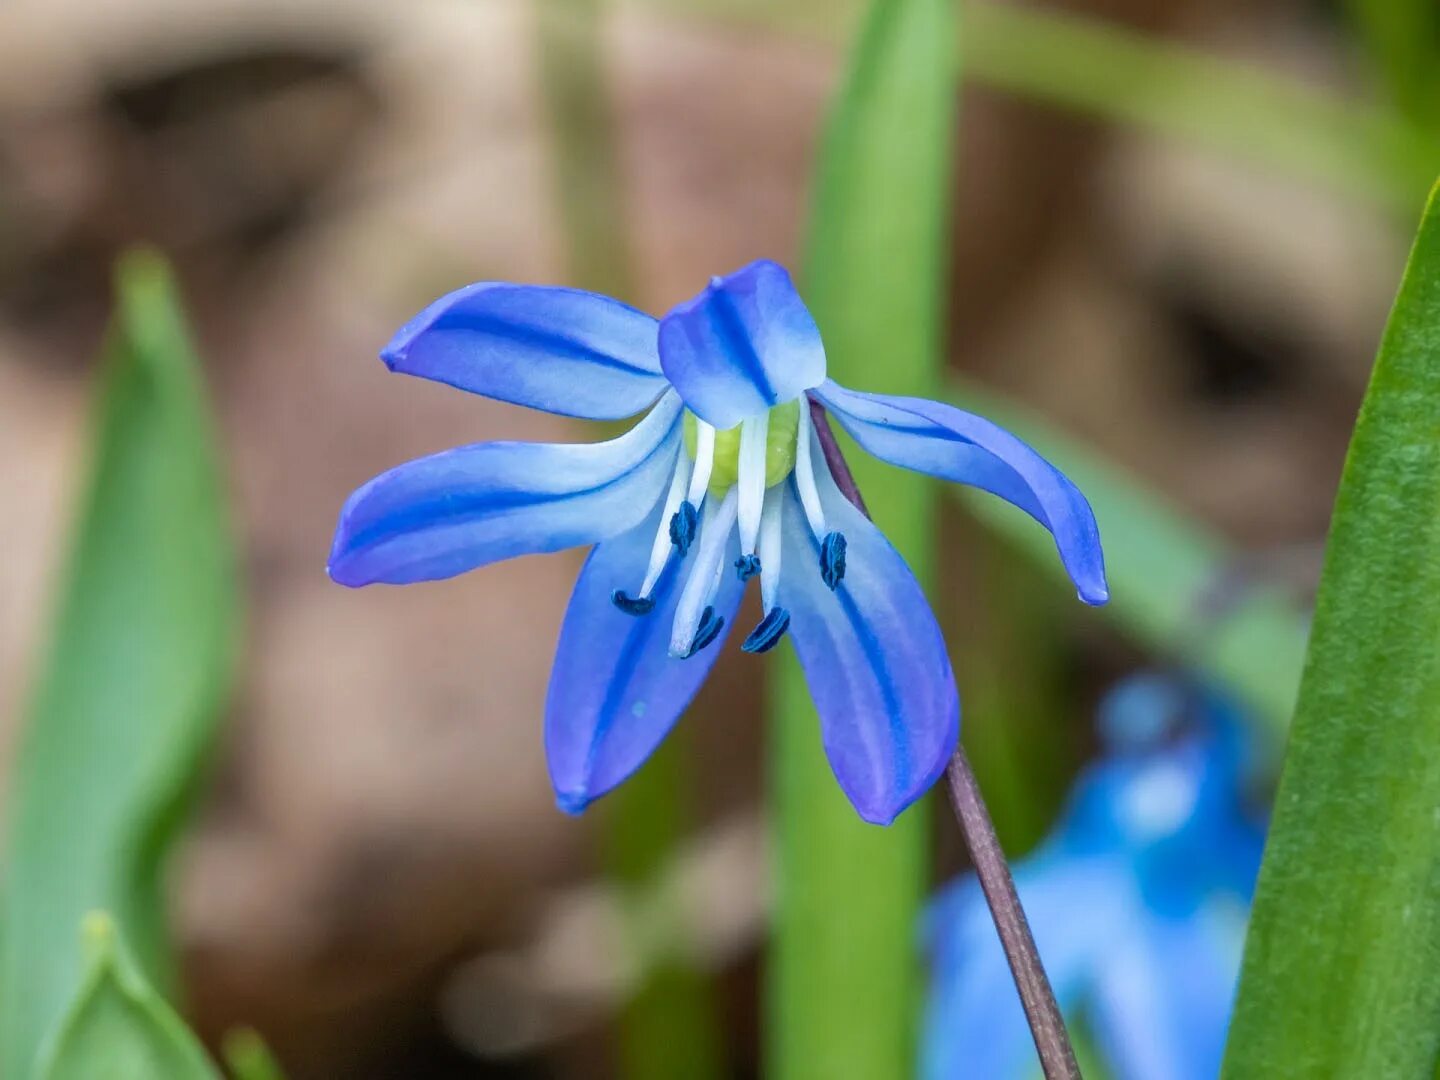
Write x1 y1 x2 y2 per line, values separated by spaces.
923 674 1266 1080
328 260 1107 823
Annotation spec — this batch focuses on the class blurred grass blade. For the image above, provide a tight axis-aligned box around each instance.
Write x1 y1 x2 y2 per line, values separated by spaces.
1 250 240 1078
769 0 955 1076
961 1 1435 213
945 377 1310 742
33 914 219 1080
1221 182 1440 1078
1344 0 1440 132
534 3 725 1077
222 1029 288 1080
628 0 1436 211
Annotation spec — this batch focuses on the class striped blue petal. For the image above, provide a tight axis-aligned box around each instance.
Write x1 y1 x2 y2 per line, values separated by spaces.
658 260 826 429
776 459 957 825
545 499 744 813
815 380 1108 606
329 394 682 586
383 282 667 420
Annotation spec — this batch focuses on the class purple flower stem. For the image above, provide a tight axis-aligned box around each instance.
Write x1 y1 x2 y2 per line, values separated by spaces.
809 397 1083 1080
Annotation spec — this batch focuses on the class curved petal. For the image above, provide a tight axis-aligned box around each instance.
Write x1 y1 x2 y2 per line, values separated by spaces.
658 260 826 429
923 854 1130 1080
545 499 744 812
815 380 1108 605
382 281 667 420
329 394 683 586
1089 909 1243 1080
776 463 957 825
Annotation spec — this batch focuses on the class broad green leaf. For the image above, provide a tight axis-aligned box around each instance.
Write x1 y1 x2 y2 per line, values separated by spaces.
946 377 1309 743
222 1029 288 1080
1222 182 1440 1078
628 0 1435 212
768 0 955 1077
1 251 240 1078
33 914 219 1080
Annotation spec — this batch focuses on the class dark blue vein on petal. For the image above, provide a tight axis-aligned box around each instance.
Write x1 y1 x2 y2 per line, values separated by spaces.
402 308 662 380
341 429 678 562
706 287 778 407
800 523 911 795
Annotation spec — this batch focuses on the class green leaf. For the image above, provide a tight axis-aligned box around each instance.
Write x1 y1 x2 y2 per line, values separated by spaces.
944 377 1309 743
222 1029 288 1080
1221 181 1440 1078
768 0 955 1076
33 914 219 1080
1 250 240 1078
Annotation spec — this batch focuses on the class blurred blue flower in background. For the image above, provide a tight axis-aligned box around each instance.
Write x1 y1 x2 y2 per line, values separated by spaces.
328 259 1106 823
923 673 1266 1080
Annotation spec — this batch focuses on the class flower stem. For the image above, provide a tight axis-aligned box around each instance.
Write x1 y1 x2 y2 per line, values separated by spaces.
808 398 1082 1080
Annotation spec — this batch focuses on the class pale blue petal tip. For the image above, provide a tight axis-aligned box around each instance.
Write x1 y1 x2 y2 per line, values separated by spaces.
555 789 591 815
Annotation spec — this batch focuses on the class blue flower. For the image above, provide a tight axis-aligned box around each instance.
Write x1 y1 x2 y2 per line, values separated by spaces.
328 259 1107 823
922 674 1266 1080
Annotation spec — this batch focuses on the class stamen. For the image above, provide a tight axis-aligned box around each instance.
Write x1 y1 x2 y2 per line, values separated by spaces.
819 531 847 590
757 488 783 613
687 419 717 505
734 553 761 581
611 590 656 616
794 401 828 539
736 412 769 557
741 606 790 653
634 449 694 600
682 605 725 658
669 501 698 555
669 488 740 658
742 486 790 651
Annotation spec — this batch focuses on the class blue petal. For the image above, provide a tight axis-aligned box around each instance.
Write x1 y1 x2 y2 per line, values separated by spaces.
776 468 957 825
1089 909 1244 1080
382 281 668 420
545 500 744 812
657 260 826 429
815 381 1109 605
923 854 1130 1080
329 394 683 586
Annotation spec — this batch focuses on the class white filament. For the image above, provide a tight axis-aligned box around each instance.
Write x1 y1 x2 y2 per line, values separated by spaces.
757 488 783 613
793 404 828 539
669 487 738 657
686 419 717 506
736 412 769 556
637 447 694 599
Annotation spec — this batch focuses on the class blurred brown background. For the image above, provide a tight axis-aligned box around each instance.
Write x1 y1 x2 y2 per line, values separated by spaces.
0 0 1402 1075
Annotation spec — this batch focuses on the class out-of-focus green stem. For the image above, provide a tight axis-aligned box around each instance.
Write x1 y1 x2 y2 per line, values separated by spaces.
533 3 724 1078
536 0 636 296
770 0 956 1076
624 0 1437 212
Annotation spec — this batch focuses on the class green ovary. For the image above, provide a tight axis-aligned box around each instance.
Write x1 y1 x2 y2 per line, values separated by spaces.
682 398 802 494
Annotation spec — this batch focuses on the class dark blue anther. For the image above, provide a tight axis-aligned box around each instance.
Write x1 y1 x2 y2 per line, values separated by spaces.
669 500 698 556
682 605 725 658
819 531 847 590
611 589 655 616
734 553 761 581
741 606 791 654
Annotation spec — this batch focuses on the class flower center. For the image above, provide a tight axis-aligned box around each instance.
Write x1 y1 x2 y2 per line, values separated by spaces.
682 399 801 494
